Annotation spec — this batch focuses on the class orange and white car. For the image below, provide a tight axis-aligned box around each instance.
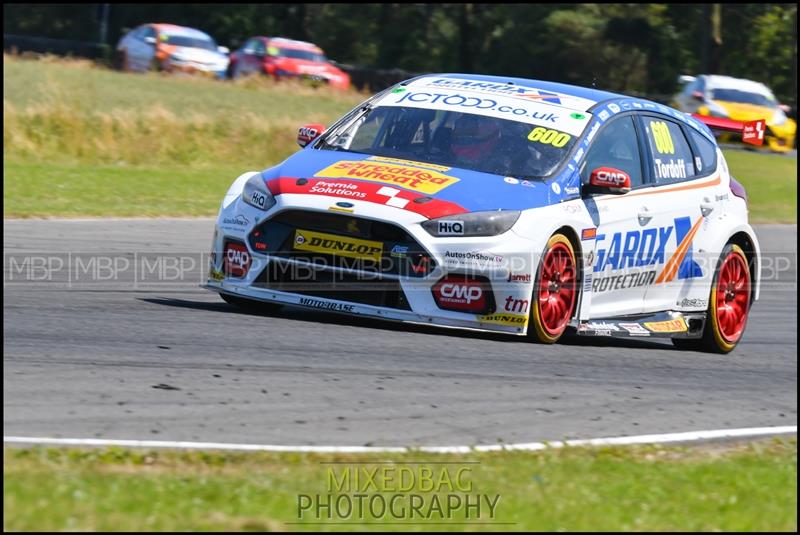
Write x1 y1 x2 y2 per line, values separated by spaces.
115 23 229 78
228 36 350 89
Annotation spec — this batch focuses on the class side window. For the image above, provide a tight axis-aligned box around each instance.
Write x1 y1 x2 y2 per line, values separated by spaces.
688 129 717 175
143 27 156 41
243 39 257 54
580 116 644 188
641 116 696 184
254 40 266 56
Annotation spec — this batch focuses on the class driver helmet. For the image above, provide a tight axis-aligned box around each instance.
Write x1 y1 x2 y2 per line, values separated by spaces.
451 114 501 162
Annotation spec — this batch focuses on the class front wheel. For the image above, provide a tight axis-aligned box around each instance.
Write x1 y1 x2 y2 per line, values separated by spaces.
528 233 578 344
673 243 751 353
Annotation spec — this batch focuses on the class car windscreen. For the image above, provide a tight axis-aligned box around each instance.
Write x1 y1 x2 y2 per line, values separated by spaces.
161 34 217 51
319 106 581 179
711 88 776 108
276 48 327 62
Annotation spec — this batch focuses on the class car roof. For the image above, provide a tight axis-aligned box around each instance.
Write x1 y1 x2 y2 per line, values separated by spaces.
151 23 212 40
266 37 323 51
413 73 626 112
701 74 774 97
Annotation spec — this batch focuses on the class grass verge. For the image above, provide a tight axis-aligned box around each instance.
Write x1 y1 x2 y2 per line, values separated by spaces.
3 438 797 531
3 55 797 222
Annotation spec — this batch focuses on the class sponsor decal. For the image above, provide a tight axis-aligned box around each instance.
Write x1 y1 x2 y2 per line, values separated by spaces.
504 176 520 185
570 112 586 120
297 125 324 147
314 161 458 194
310 181 367 199
502 295 530 313
520 180 536 188
572 147 585 163
608 103 621 114
424 77 572 105
585 122 601 142
581 228 597 240
632 102 643 109
249 189 269 209
551 182 561 195
583 272 593 293
678 297 707 308
437 220 464 236
591 217 703 292
619 322 650 336
507 273 532 283
299 297 355 313
390 245 409 258
432 277 488 313
597 109 610 121
392 90 560 123
479 312 529 327
742 120 765 146
221 214 251 227
578 321 619 332
209 268 224 281
293 229 383 261
565 186 580 195
644 318 688 333
592 168 630 187
223 242 251 278
444 250 503 265
336 201 354 208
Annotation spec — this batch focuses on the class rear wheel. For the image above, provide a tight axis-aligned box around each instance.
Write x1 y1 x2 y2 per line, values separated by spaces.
672 243 751 353
528 233 578 344
221 293 282 314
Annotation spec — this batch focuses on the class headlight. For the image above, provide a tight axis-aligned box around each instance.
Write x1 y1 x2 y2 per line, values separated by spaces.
707 101 729 118
242 174 276 211
421 211 520 237
772 108 787 126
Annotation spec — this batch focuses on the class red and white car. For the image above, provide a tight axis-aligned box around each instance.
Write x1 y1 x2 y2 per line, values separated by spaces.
228 36 350 89
207 73 764 353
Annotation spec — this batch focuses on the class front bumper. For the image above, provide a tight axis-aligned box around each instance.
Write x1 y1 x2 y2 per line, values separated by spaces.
206 196 545 335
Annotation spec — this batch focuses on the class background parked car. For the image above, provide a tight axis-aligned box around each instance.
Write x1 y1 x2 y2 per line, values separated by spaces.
115 23 229 78
228 36 350 89
673 74 796 152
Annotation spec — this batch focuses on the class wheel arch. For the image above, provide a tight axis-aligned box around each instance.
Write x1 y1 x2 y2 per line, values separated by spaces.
727 230 759 304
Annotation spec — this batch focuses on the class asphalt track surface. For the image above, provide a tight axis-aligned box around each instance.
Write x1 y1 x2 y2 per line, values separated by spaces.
4 220 797 447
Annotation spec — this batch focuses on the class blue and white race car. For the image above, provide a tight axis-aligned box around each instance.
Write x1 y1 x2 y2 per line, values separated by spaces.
207 74 762 353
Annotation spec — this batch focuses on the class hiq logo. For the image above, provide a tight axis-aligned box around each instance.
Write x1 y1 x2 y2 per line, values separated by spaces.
593 216 703 282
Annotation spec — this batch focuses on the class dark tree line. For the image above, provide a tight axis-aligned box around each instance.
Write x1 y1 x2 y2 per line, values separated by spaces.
4 3 797 103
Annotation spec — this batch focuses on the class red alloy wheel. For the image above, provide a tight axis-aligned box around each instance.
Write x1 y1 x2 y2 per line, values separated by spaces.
715 250 750 343
537 241 577 336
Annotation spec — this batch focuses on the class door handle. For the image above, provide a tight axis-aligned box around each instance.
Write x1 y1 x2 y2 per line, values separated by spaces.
637 207 653 226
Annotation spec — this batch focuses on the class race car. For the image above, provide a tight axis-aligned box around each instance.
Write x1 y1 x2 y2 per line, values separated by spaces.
115 23 229 78
227 36 350 89
206 73 763 353
673 74 795 152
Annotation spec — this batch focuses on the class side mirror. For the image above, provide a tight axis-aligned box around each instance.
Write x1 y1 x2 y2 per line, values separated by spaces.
144 36 157 45
691 90 704 102
297 123 326 148
217 46 230 55
585 167 631 195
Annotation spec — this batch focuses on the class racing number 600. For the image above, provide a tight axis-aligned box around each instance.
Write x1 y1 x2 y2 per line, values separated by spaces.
651 121 675 154
528 127 571 148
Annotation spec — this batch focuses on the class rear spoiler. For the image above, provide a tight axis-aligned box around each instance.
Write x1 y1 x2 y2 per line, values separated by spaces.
691 114 766 146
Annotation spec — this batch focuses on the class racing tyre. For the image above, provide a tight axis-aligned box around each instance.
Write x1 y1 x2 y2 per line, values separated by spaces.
672 243 751 353
221 293 282 314
528 233 578 344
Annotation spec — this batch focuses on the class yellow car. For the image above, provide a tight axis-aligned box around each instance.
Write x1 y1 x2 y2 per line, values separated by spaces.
673 75 795 152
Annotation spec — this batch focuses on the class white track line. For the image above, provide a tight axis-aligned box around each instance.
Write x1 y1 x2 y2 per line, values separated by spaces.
4 426 796 453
